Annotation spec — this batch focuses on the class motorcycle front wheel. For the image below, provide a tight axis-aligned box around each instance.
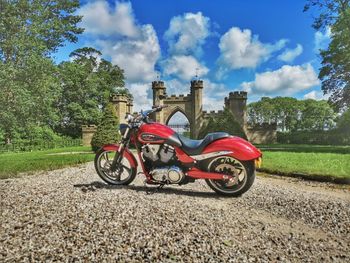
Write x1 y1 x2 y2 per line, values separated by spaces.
94 148 136 185
205 156 255 197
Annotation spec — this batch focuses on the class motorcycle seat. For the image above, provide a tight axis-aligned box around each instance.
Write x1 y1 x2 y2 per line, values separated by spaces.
177 132 230 156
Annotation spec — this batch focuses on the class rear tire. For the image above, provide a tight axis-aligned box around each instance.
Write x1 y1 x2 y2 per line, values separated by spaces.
94 148 136 185
205 156 255 197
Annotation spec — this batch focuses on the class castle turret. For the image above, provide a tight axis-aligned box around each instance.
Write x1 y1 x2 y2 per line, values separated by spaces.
152 81 166 122
110 94 128 123
126 98 133 114
225 91 247 129
190 80 203 138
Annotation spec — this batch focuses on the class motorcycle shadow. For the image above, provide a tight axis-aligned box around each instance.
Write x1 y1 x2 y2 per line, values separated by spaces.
73 181 220 198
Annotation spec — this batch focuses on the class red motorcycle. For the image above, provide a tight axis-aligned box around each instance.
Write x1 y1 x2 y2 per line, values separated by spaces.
94 105 262 196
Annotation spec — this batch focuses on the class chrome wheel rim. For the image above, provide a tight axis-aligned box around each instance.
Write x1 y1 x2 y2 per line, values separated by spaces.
208 156 247 193
97 150 133 184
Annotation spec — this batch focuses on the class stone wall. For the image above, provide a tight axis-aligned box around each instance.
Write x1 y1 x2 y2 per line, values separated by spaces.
81 125 97 147
246 123 277 144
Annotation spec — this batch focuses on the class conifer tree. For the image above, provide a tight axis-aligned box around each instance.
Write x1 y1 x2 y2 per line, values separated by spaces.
91 103 120 152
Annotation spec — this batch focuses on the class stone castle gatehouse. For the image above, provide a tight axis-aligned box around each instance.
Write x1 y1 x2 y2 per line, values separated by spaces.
82 80 276 146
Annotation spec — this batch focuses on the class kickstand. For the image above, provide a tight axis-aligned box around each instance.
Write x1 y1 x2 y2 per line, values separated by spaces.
145 182 165 195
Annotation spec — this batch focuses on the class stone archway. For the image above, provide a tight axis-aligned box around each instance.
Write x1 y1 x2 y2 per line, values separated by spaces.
165 106 190 124
152 80 204 138
165 107 191 135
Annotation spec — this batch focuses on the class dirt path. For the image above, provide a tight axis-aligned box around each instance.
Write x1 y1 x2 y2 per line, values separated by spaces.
0 163 349 262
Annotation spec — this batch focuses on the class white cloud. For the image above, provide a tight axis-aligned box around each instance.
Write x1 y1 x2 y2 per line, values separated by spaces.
201 79 229 111
241 64 320 95
202 96 225 111
217 27 287 74
128 83 152 112
164 12 210 56
303 90 329 100
162 55 209 81
166 79 189 95
277 44 303 62
79 1 160 83
79 1 139 38
314 27 331 52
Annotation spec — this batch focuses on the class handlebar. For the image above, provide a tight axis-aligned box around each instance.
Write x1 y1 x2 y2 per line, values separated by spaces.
152 104 168 112
125 105 168 125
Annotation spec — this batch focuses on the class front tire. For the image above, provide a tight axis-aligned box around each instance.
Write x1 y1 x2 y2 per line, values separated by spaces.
205 156 255 197
94 148 136 185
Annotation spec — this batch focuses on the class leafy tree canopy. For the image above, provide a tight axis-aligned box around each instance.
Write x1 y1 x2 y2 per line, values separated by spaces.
56 47 125 138
248 97 336 131
304 0 350 111
0 0 83 63
0 0 84 143
198 108 247 139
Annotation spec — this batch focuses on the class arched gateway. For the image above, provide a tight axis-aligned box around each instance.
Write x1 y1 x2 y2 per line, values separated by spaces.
152 80 248 138
152 80 205 138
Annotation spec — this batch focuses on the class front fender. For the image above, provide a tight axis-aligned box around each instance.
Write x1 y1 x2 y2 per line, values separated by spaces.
102 144 138 168
202 136 261 161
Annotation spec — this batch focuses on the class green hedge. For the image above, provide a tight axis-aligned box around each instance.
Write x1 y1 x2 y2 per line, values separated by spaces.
277 130 350 145
0 139 82 153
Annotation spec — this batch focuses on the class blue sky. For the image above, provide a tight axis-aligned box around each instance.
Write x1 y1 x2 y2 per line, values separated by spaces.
54 0 331 111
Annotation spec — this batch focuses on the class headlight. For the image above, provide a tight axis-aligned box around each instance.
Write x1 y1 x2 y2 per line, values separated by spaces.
125 114 133 123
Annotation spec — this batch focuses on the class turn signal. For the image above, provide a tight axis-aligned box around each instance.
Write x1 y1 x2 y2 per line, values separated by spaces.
255 157 262 168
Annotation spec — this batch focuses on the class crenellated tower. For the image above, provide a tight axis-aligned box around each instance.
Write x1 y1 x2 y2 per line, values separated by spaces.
190 80 204 138
152 80 166 123
224 91 248 129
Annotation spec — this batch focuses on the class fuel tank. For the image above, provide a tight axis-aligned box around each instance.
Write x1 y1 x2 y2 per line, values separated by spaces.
137 123 181 146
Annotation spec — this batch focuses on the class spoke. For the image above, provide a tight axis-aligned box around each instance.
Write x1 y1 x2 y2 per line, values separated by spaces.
121 165 131 172
236 168 243 175
114 171 121 181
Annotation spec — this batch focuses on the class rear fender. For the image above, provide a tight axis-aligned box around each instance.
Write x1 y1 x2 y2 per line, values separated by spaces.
102 144 138 168
202 136 262 161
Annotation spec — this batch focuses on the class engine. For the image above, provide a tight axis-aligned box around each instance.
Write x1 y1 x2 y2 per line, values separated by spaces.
150 166 184 184
142 144 176 163
142 144 185 184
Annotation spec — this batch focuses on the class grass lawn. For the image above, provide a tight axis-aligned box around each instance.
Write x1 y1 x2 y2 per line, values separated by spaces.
0 146 94 179
257 144 350 182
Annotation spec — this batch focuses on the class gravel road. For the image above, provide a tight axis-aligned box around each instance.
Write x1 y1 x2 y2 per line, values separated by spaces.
1 162 349 262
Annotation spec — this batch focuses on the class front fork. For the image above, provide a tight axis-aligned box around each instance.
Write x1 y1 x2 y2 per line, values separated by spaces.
110 127 130 172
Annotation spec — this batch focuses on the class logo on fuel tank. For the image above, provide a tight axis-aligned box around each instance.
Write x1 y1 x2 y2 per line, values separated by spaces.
141 133 163 142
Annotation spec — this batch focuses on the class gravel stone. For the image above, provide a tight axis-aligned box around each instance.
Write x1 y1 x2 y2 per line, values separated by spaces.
0 163 349 262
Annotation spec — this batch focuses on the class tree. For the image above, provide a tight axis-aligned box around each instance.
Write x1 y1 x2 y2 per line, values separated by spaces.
248 97 336 131
304 0 350 110
0 0 83 63
0 0 83 143
337 108 350 133
248 97 300 131
198 108 247 139
0 55 60 143
91 103 121 152
56 48 125 138
298 99 335 130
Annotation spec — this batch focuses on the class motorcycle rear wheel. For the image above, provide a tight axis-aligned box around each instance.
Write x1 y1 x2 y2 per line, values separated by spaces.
94 148 136 185
205 156 255 197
